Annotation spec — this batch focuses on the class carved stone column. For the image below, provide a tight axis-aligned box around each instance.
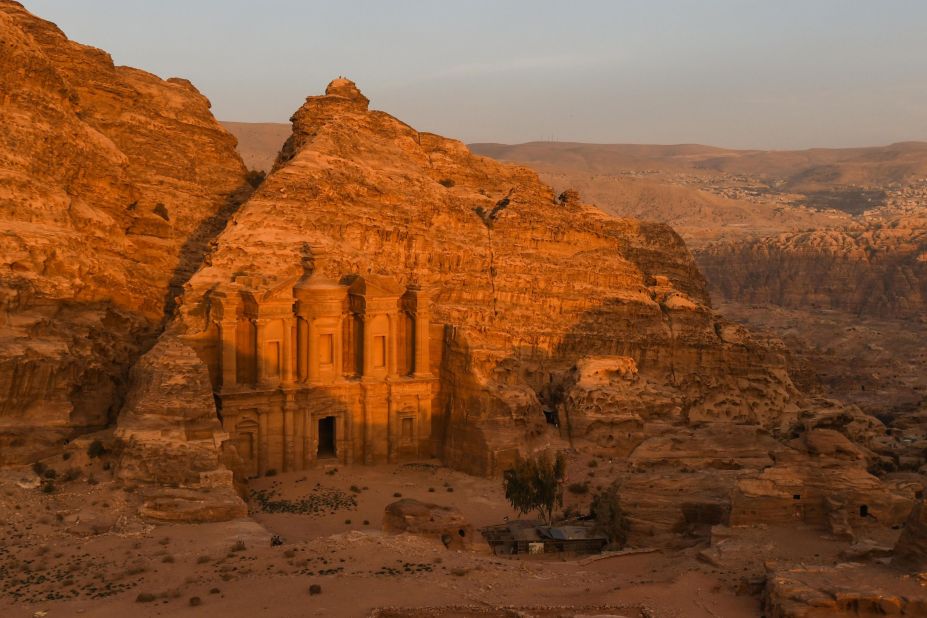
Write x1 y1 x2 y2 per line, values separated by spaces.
362 383 372 464
413 311 431 377
297 317 309 382
258 410 269 475
361 315 373 379
387 313 399 378
387 388 397 463
293 403 304 470
255 318 268 386
219 319 237 390
282 317 294 384
403 284 432 377
335 314 345 379
304 408 315 467
308 318 320 384
283 397 296 471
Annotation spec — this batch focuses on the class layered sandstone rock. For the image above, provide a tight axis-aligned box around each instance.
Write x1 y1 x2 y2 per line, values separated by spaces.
150 78 809 480
893 499 927 572
764 562 927 617
0 1 247 463
699 222 927 320
383 498 474 549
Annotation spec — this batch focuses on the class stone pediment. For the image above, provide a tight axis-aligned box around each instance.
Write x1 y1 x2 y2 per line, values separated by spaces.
294 271 344 291
348 274 402 299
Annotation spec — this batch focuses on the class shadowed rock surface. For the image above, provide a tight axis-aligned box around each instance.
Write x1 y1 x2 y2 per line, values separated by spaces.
0 0 248 464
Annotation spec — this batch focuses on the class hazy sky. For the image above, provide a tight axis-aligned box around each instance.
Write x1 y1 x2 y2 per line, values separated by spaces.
23 0 927 149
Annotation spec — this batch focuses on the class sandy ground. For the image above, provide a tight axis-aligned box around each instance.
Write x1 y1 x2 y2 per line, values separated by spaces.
1 458 888 617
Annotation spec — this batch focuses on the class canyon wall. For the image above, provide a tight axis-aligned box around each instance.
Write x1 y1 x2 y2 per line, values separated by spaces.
0 0 247 463
698 223 927 320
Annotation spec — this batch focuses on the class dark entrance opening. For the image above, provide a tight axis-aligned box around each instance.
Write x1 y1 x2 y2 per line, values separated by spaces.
859 504 869 518
318 417 336 458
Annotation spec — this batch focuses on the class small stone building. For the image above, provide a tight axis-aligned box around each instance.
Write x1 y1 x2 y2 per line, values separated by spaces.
200 267 437 476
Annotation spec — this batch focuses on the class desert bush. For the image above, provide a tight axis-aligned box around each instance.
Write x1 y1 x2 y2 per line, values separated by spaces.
590 484 629 547
245 169 266 188
32 461 47 476
567 482 589 495
557 189 580 205
62 467 81 482
40 480 55 494
87 440 105 459
189 596 202 607
502 451 566 525
349 485 361 493
231 540 246 552
264 468 277 477
136 593 156 603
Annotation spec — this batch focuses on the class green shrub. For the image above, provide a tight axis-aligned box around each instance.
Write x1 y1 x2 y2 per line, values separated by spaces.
153 203 169 221
590 484 629 547
567 482 589 495
502 451 566 525
62 467 81 482
245 169 266 188
87 440 105 459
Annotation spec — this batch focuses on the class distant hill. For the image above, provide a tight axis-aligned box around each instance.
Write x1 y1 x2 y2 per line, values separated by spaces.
221 121 290 172
469 141 927 192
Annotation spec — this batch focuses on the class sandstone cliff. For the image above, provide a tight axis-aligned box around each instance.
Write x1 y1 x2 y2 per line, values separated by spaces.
698 220 927 320
0 1 247 464
150 78 805 482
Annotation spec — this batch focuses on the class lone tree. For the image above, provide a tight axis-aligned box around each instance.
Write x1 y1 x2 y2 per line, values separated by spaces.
557 188 580 206
502 451 566 525
590 484 629 547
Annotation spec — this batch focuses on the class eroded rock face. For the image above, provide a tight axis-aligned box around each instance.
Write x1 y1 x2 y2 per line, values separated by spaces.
115 336 246 520
764 562 927 617
157 78 806 477
698 223 927 320
383 498 473 549
893 499 927 572
0 1 247 463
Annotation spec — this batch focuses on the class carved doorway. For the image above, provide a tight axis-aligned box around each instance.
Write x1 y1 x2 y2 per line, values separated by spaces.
317 416 336 459
236 419 259 478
